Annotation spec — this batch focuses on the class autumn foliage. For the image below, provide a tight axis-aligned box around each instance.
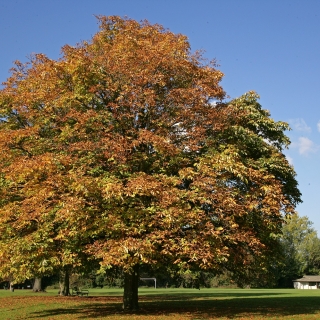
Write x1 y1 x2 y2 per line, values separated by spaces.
0 16 300 309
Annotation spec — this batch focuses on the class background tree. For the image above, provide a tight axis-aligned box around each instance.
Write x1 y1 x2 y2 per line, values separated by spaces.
277 213 320 287
0 16 300 309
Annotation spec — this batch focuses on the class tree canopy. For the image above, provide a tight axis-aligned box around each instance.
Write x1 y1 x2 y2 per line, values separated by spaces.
0 16 301 309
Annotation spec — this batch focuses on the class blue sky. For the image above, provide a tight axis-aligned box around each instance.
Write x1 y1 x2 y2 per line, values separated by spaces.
1 0 320 231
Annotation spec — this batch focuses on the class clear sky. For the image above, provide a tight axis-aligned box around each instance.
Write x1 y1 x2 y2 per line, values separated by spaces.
1 0 320 231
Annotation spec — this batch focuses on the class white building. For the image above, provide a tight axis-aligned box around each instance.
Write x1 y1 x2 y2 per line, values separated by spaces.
293 275 320 289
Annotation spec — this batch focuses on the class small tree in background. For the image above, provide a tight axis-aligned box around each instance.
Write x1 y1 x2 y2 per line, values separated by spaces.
277 213 320 287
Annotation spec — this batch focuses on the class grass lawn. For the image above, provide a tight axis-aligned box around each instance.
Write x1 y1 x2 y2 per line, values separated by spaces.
1 287 320 319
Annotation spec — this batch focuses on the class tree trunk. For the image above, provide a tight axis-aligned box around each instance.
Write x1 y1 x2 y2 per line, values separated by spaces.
59 268 70 296
33 277 42 292
123 264 139 310
9 282 14 292
64 269 70 296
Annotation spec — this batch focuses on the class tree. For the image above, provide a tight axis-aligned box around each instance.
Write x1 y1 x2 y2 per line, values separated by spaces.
277 213 320 286
0 16 300 309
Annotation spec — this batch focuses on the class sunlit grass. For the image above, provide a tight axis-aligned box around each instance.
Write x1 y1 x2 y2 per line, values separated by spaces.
2 288 320 319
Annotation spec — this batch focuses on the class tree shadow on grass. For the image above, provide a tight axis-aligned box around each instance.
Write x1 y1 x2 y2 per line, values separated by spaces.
28 293 320 319
137 291 286 299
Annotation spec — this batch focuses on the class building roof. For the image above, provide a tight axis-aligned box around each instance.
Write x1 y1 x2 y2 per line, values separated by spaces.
293 275 320 282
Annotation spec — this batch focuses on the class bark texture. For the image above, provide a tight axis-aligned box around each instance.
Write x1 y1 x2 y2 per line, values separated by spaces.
59 268 70 296
123 264 139 310
33 277 42 292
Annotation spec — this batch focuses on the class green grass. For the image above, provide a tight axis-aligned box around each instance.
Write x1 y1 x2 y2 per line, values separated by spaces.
2 288 320 319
